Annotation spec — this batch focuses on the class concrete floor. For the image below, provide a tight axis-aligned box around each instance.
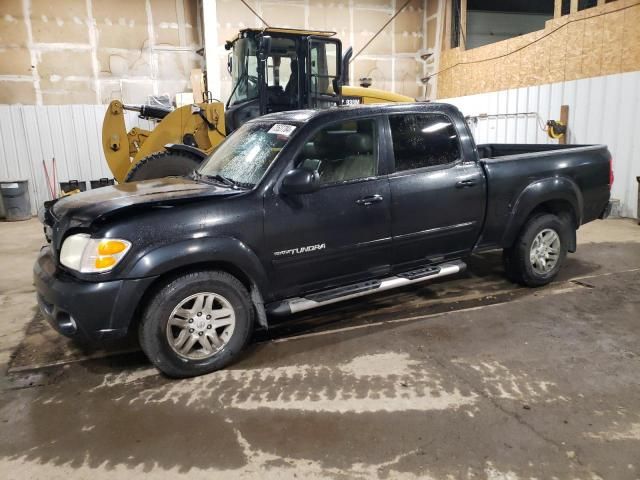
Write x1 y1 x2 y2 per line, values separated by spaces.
0 218 639 479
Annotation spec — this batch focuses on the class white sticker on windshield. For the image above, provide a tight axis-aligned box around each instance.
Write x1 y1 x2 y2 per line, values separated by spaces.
268 124 296 136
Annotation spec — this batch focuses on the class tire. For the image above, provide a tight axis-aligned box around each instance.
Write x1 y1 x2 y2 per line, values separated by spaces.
502 213 569 287
139 270 254 378
125 150 203 182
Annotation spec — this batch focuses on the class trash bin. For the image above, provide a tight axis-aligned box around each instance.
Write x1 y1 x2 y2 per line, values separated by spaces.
59 180 87 194
0 180 32 221
90 178 115 189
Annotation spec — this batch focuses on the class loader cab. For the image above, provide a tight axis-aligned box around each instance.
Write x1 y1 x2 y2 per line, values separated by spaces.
224 28 342 133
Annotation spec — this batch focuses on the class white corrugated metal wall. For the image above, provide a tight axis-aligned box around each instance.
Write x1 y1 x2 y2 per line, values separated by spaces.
441 70 640 219
0 106 153 215
1 70 639 218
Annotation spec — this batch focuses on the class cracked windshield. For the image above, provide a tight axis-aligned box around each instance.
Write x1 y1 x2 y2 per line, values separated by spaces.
198 122 296 188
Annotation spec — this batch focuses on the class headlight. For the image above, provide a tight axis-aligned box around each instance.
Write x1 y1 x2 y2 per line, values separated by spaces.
60 234 131 273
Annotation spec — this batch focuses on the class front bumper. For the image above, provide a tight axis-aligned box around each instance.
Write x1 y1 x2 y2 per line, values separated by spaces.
33 246 156 341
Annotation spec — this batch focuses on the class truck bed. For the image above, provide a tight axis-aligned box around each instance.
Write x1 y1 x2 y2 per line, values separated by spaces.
475 143 611 250
477 143 596 159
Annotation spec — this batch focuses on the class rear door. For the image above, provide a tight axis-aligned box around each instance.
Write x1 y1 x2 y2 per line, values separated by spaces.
264 116 392 297
386 112 485 270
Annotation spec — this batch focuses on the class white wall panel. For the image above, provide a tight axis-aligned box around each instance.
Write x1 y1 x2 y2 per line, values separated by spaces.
442 71 640 218
1 72 639 218
0 105 154 215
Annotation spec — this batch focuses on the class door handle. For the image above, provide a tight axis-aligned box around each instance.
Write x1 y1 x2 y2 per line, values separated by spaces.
455 179 477 188
356 194 384 206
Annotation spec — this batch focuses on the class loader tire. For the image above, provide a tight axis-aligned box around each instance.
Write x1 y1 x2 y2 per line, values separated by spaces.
124 150 204 182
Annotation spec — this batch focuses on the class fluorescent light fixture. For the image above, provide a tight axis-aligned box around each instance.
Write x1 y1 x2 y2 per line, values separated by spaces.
421 122 450 133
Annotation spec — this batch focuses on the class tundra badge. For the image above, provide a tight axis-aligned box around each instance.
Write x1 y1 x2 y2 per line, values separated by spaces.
274 243 326 257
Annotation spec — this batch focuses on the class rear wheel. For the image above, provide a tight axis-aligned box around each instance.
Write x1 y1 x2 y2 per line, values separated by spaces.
503 213 569 287
139 270 254 377
124 150 203 182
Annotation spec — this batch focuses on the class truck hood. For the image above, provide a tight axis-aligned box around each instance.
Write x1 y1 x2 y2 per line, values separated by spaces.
49 177 238 226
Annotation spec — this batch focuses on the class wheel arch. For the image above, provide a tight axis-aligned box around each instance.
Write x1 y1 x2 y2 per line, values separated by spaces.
126 237 270 332
502 177 582 252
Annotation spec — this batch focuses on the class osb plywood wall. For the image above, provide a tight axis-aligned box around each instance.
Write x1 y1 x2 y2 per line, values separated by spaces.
0 0 202 105
436 0 640 99
215 0 439 101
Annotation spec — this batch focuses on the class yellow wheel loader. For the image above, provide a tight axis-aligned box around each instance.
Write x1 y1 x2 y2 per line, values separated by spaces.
102 100 225 182
102 28 413 183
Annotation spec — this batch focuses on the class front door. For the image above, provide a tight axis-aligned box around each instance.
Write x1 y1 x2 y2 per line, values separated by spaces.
386 112 485 270
264 117 392 298
263 36 303 114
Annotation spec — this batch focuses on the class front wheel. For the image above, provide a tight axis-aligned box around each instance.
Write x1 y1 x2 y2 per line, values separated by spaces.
139 270 254 378
503 213 569 287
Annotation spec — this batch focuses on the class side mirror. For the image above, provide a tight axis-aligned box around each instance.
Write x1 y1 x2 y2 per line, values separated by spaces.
281 168 319 195
258 35 272 61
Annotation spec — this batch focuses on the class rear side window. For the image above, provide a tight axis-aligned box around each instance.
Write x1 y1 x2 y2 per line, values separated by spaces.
389 114 461 172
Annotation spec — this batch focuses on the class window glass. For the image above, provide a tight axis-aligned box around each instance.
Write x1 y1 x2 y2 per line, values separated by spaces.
199 122 294 187
228 38 259 106
563 0 599 15
309 40 339 99
296 119 377 184
578 0 598 11
265 37 296 90
389 114 460 172
267 57 292 87
465 1 553 48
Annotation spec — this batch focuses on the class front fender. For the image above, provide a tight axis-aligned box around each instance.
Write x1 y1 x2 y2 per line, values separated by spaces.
126 236 269 296
502 176 583 248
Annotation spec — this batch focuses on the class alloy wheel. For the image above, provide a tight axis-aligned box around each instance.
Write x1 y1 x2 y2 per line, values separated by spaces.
166 292 236 360
529 228 561 275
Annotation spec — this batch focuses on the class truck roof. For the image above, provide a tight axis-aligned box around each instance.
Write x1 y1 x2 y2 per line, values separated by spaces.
230 27 337 43
253 27 336 37
254 102 461 124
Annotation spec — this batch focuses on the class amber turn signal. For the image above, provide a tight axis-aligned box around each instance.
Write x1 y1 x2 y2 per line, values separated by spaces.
94 256 117 269
98 240 128 255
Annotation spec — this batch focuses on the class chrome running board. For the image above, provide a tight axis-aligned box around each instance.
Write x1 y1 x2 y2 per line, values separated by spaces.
267 260 466 316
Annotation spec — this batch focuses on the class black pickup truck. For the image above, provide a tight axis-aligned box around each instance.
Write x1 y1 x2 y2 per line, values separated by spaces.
34 103 612 377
